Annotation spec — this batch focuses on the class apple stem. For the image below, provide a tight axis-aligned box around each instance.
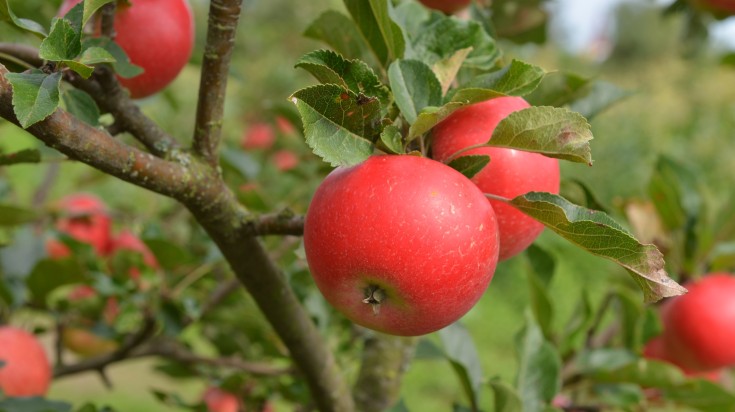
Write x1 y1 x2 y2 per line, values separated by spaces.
362 285 386 316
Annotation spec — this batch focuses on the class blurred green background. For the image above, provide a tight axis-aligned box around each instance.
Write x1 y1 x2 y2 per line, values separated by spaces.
1 0 734 410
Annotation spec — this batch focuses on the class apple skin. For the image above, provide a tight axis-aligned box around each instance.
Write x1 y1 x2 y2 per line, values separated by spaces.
643 335 722 382
59 0 194 99
431 96 560 261
272 150 299 172
659 273 735 372
203 387 241 412
304 155 499 336
0 327 52 397
418 0 471 14
241 122 276 150
53 193 113 256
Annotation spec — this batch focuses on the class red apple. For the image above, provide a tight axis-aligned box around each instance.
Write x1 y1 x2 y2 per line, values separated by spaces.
660 274 735 372
0 327 52 397
693 0 735 15
272 150 299 172
418 0 471 14
241 122 275 150
54 193 113 256
275 115 296 135
431 96 560 261
304 155 499 336
59 0 194 99
643 335 722 382
203 387 241 412
110 230 158 270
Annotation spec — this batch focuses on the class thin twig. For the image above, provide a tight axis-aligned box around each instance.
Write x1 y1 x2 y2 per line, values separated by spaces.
191 0 243 166
244 212 305 236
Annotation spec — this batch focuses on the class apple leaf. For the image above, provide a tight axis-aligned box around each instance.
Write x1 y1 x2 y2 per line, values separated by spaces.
489 106 593 165
83 38 143 78
343 0 405 68
489 380 523 412
291 84 378 167
527 268 554 341
662 379 735 412
569 80 631 120
408 101 464 141
433 47 473 96
27 258 87 308
456 59 546 98
506 192 687 303
560 178 610 213
526 71 591 107
388 59 442 124
489 0 548 44
378 124 403 154
0 397 73 412
0 0 47 37
0 149 41 167
0 204 37 226
439 322 484 411
62 88 101 126
83 0 115 27
447 155 489 180
304 10 370 63
4 71 62 128
516 311 562 411
78 46 117 66
295 49 391 108
39 16 83 62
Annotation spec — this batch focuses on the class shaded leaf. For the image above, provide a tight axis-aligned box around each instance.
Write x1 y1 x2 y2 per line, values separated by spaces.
82 0 115 27
343 0 405 67
0 149 41 166
388 59 442 124
433 47 472 95
0 0 47 37
507 192 687 303
490 106 593 164
83 38 143 78
459 60 546 97
0 397 72 412
516 311 562 411
527 265 554 341
489 380 522 412
661 379 735 412
560 178 609 213
378 124 403 154
303 10 370 62
525 71 591 108
62 88 101 126
447 155 489 180
27 258 87 307
0 204 37 226
409 101 465 141
439 322 484 410
569 80 631 120
291 84 378 167
5 71 62 128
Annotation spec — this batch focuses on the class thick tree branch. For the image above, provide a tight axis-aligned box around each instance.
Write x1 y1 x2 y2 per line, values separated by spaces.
1 62 354 411
353 333 417 412
191 0 242 166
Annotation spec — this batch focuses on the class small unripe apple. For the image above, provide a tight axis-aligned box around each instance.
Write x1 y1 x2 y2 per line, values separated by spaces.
304 155 499 336
241 122 276 150
431 96 560 261
203 387 241 412
418 0 471 14
54 193 113 256
59 0 194 99
0 327 52 397
660 273 735 372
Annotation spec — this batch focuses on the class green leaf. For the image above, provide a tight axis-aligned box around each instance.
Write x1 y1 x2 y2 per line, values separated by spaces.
439 322 484 411
78 46 116 66
83 0 115 28
490 106 593 165
559 290 593 356
403 12 501 71
506 192 687 303
304 10 370 62
661 379 735 412
489 380 522 412
447 155 489 180
525 71 591 108
64 61 94 79
0 0 47 37
0 204 37 226
388 59 442 124
386 399 411 412
568 80 630 120
27 258 87 308
295 49 391 108
83 38 143 78
378 124 404 154
0 397 72 412
143 238 195 271
527 266 554 341
39 17 82 62
489 0 548 44
526 244 556 287
516 311 562 411
62 88 101 126
408 101 465 141
648 155 700 230
291 84 378 167
615 288 645 350
0 149 41 166
433 47 472 96
4 71 62 128
589 355 684 388
459 60 546 97
343 0 405 67
559 178 610 213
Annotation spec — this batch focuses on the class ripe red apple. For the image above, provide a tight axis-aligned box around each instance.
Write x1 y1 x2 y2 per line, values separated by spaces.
110 230 158 270
0 327 52 397
659 273 735 372
418 0 471 14
304 155 499 336
59 0 194 99
693 0 735 15
431 96 560 261
241 122 275 150
203 387 241 412
272 150 299 172
53 193 113 256
643 335 722 382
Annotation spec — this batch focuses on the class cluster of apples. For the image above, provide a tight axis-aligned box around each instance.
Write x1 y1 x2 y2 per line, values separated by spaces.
304 97 559 336
644 274 735 381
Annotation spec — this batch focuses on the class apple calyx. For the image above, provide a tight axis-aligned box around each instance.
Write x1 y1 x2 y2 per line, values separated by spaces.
362 285 386 315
